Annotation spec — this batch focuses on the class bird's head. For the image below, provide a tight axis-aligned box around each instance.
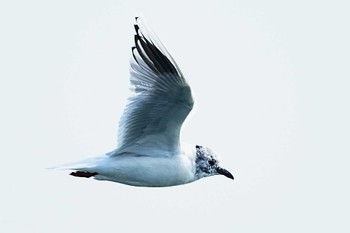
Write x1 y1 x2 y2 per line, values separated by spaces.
194 145 234 180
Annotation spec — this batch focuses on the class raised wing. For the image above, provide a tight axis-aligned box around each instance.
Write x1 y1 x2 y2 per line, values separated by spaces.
114 17 194 157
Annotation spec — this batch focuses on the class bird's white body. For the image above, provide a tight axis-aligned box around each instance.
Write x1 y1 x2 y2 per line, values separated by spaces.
67 144 196 187
56 17 233 187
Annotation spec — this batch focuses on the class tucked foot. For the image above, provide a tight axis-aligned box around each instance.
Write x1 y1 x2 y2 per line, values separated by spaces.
70 171 98 178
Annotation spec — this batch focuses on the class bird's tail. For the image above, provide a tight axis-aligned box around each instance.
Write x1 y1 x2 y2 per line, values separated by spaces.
47 156 104 178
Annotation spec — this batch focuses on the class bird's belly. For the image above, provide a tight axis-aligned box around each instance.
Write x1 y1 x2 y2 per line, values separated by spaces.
94 155 194 187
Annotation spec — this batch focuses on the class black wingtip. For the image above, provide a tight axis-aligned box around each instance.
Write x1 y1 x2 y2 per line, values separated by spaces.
134 24 140 34
130 16 179 76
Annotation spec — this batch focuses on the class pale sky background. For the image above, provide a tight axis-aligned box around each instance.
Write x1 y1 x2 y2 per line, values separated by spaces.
1 0 349 232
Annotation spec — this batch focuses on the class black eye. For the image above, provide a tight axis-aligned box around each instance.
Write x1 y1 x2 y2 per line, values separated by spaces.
208 160 215 166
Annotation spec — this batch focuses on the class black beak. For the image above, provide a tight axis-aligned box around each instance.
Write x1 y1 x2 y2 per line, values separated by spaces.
216 167 234 180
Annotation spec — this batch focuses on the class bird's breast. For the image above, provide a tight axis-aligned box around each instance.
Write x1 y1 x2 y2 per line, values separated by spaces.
94 155 195 187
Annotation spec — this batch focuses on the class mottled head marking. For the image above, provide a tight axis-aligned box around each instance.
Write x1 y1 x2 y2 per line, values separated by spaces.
194 145 234 180
195 145 219 178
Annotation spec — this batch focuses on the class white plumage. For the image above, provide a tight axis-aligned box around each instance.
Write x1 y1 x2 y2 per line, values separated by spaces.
57 17 233 187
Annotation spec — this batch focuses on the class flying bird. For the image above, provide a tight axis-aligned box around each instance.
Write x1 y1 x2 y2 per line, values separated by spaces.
60 17 233 187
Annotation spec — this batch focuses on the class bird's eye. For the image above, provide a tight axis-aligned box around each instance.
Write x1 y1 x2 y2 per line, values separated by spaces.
208 160 215 166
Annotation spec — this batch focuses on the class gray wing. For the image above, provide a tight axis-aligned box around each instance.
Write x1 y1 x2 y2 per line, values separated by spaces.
114 17 194 157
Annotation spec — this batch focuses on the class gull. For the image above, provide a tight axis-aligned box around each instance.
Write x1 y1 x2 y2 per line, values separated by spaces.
60 17 233 187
